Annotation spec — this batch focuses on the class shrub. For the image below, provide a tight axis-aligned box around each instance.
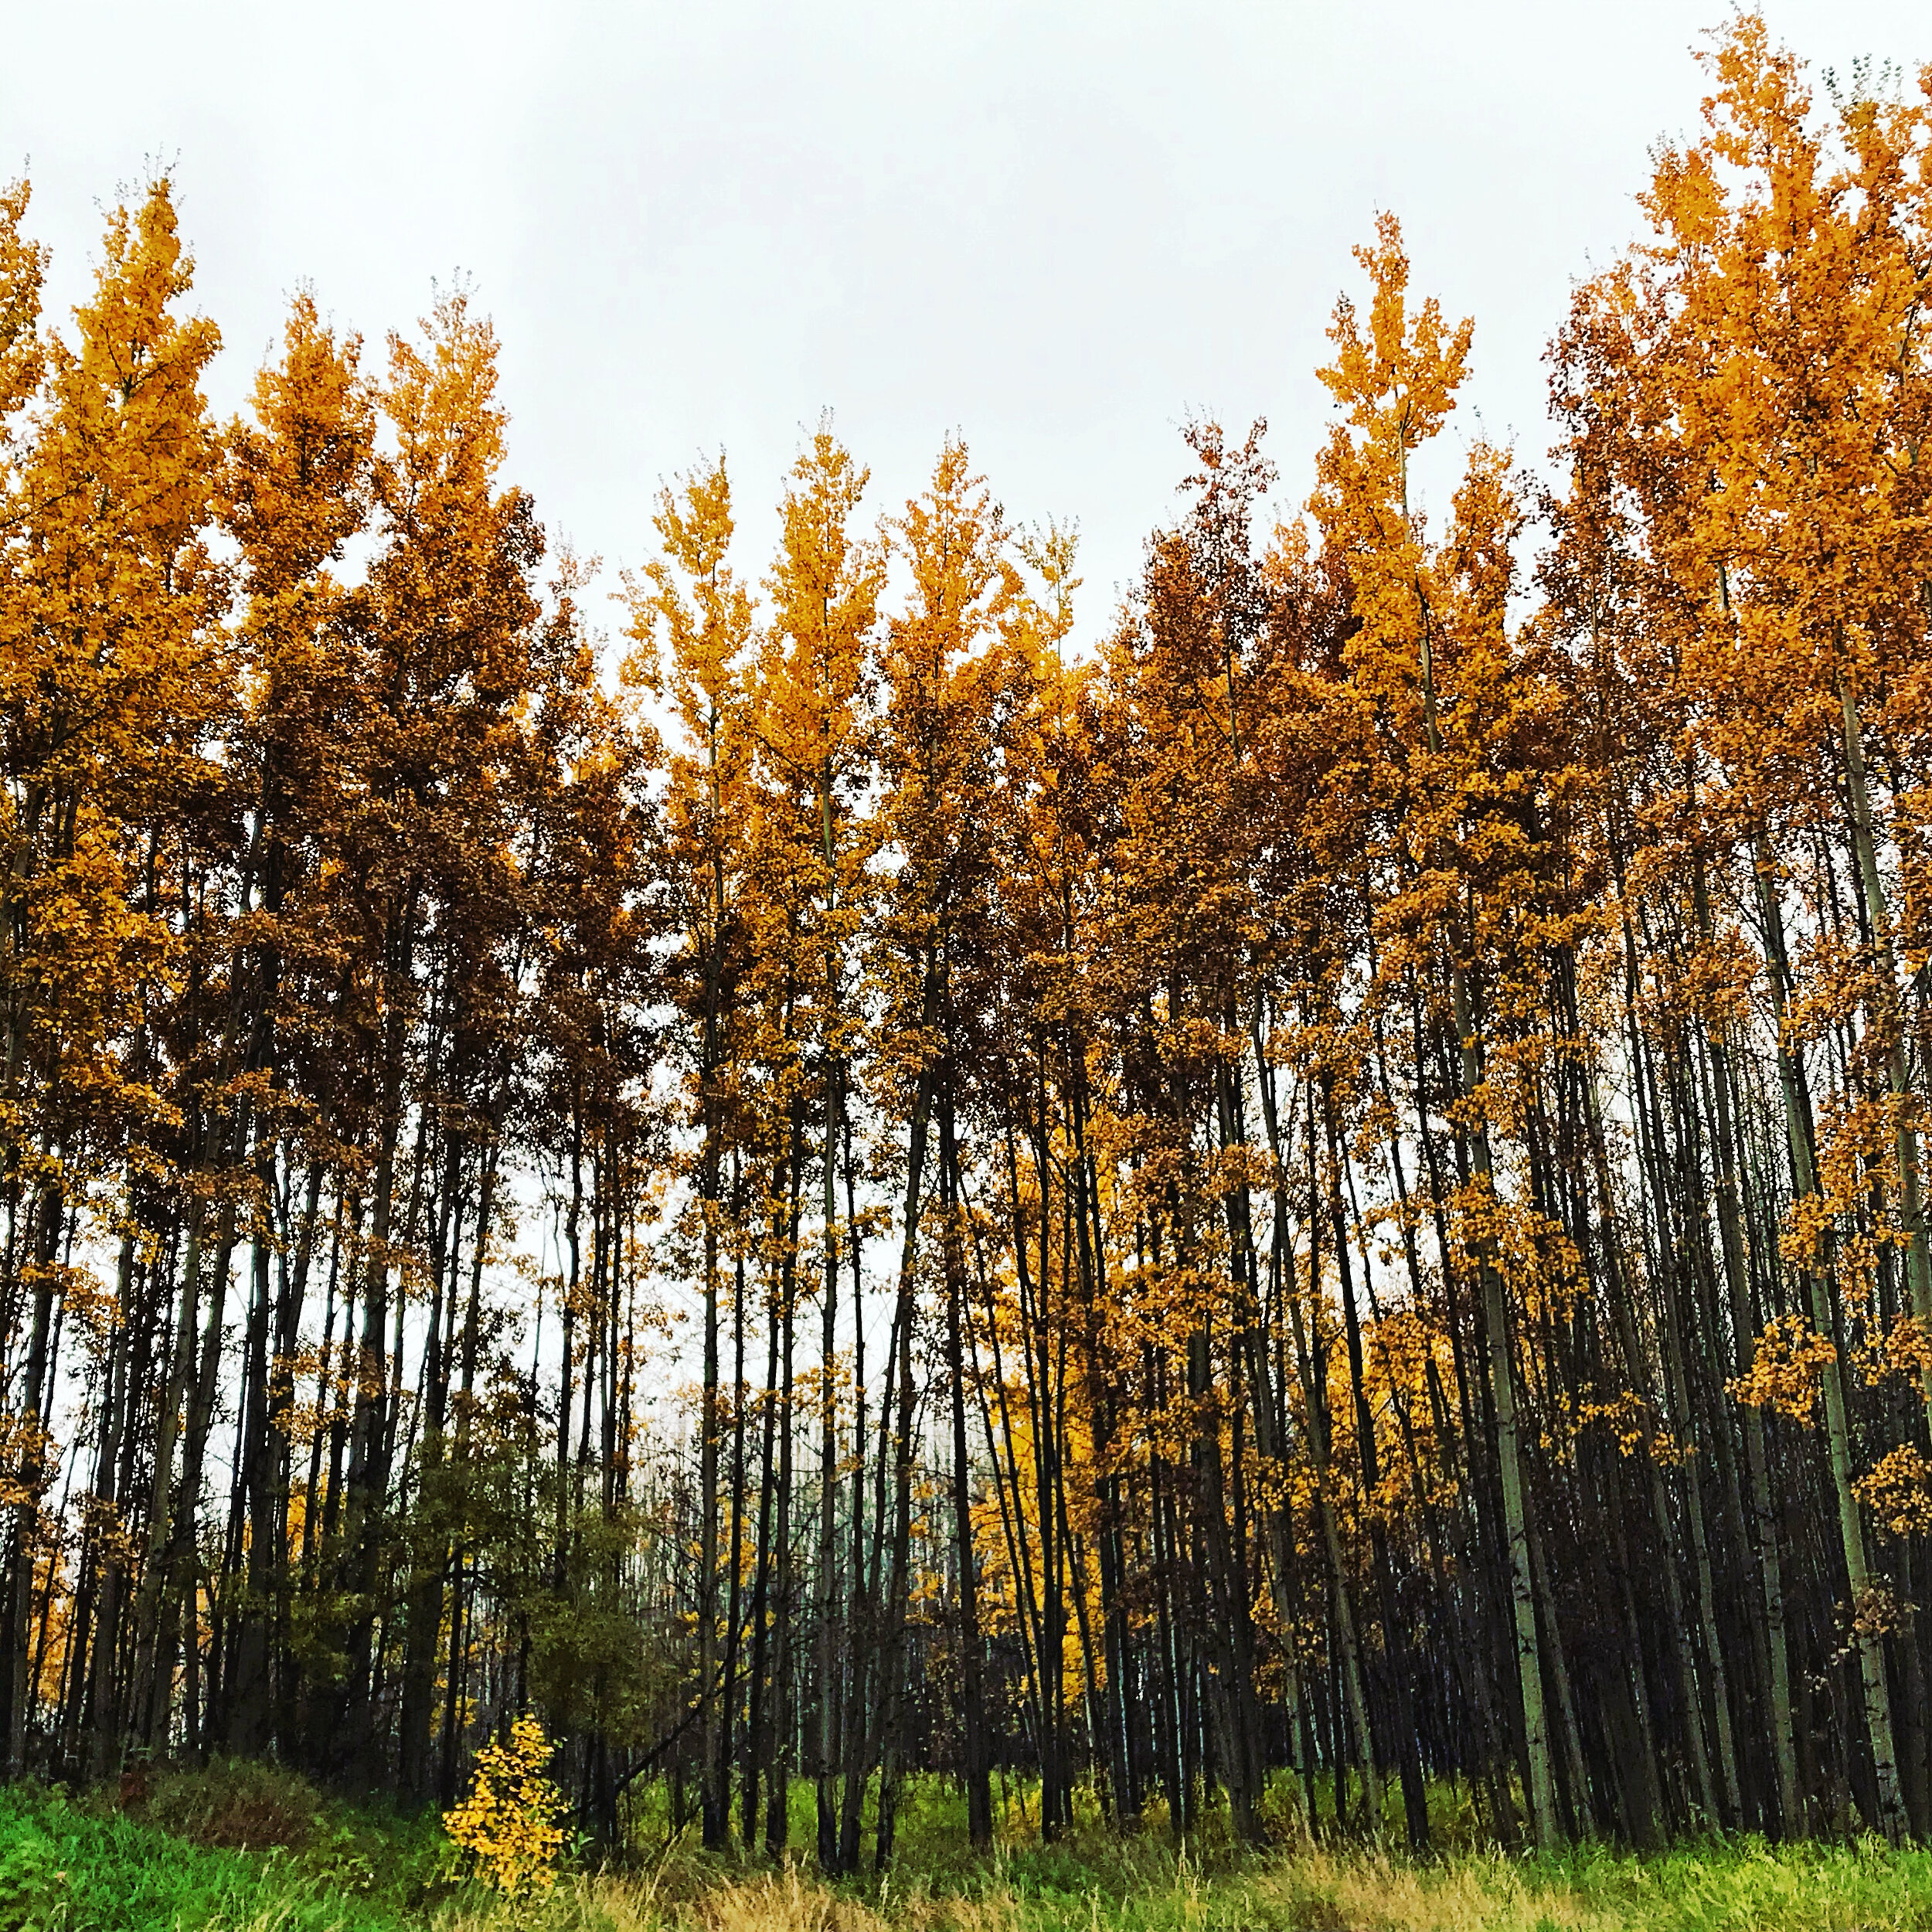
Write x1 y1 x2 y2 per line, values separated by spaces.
443 1715 569 1900
0 1827 66 1932
140 1757 326 1852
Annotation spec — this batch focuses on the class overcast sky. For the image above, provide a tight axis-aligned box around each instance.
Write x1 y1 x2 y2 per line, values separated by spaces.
5 1 1927 646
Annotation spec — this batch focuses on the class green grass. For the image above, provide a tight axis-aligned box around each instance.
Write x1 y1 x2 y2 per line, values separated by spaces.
5 1764 1932 1931
0 1766 447 1930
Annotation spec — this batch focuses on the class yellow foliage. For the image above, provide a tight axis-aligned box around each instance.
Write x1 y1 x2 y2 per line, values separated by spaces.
1578 1393 1652 1459
1729 1314 1836 1423
1855 1447 1932 1542
443 1713 568 1897
1879 1314 1932 1386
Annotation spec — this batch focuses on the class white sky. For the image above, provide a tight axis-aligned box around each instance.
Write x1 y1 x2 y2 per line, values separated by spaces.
5 0 1926 647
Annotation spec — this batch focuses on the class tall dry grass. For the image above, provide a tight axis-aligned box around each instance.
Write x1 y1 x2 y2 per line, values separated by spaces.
417 1832 1932 1932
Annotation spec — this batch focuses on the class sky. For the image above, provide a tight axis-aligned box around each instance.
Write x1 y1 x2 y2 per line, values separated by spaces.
4 0 1927 648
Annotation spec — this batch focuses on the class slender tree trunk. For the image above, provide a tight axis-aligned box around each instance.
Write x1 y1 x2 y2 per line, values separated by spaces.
942 1102 992 1847
1759 834 1907 1842
1841 679 1932 1416
1450 956 1561 1850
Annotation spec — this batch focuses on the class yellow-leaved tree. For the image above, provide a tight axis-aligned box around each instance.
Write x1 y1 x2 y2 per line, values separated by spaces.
444 1713 569 1896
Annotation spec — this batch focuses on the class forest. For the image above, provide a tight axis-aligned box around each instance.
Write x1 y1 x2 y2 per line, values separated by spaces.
5 12 1932 1888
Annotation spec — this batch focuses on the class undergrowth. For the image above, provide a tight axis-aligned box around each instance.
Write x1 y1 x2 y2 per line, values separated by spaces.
0 1763 445 1930
2 1764 1931 1930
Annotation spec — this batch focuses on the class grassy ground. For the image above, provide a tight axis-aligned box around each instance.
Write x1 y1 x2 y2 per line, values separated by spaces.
0 1763 445 1930
4 1763 1932 1931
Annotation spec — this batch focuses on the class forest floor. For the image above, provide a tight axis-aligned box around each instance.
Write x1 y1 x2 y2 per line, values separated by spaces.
3 1763 1932 1931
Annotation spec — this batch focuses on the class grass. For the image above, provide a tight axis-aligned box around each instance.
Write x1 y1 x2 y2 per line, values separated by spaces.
4 1763 1932 1931
0 1763 445 1930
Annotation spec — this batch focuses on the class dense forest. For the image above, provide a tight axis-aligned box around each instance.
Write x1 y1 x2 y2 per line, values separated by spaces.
4 13 1932 1867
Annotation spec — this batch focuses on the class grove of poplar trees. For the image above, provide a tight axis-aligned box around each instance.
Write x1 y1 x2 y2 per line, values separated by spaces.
7 14 1932 1864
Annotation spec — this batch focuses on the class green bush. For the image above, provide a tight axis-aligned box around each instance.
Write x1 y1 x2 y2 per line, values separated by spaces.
0 1825 68 1932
